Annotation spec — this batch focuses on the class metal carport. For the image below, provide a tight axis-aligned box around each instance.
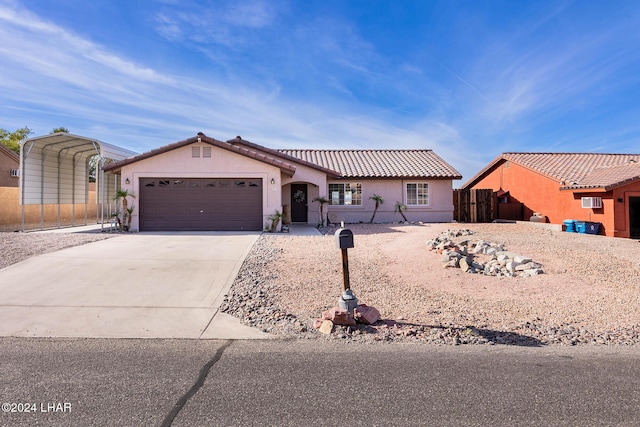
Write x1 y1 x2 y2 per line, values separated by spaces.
20 132 137 231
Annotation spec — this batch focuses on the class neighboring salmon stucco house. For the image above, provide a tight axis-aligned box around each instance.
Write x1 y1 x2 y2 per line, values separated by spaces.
102 133 462 232
462 152 640 238
0 143 19 188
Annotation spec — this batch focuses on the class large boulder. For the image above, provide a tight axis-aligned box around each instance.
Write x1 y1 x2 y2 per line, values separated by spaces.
354 304 380 325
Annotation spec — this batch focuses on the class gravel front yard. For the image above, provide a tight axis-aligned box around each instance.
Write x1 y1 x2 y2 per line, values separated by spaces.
4 224 639 346
221 222 640 346
0 232 117 269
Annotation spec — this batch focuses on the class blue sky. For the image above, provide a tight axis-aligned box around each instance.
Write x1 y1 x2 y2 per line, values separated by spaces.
1 0 640 182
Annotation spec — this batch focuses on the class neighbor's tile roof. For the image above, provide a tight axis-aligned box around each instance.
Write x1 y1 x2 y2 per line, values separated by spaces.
0 143 19 161
278 149 462 179
463 152 640 190
568 160 640 190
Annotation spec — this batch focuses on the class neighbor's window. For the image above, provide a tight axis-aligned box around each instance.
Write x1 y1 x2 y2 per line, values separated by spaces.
329 183 362 205
406 183 429 205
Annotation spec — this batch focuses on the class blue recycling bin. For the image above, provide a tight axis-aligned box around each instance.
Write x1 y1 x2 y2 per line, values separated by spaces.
563 219 576 232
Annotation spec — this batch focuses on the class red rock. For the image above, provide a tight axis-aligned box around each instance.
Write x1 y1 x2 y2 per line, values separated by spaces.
322 307 356 326
354 304 380 325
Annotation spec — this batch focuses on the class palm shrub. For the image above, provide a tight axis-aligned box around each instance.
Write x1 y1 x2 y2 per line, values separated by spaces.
114 189 136 231
126 206 135 231
268 210 283 232
395 201 408 222
369 194 384 223
313 196 329 227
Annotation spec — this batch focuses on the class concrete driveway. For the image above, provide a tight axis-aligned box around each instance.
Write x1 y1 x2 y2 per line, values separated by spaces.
0 232 269 339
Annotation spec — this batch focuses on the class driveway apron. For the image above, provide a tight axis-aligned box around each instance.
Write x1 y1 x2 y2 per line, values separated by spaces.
0 232 269 339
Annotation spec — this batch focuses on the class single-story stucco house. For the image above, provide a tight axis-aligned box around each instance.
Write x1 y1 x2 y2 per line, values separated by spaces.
461 152 640 238
103 133 462 232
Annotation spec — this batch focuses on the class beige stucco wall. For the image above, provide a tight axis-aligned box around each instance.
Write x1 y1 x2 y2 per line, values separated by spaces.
119 143 284 232
282 163 328 225
325 179 455 224
281 168 455 225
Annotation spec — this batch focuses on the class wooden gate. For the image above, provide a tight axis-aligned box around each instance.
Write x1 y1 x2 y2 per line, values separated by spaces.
453 189 495 223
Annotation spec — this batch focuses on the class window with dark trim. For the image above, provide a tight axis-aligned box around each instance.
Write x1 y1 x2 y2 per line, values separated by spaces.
328 183 362 205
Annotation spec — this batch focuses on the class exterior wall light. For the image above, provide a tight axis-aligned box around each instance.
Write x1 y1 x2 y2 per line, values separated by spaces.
271 178 276 185
125 178 130 184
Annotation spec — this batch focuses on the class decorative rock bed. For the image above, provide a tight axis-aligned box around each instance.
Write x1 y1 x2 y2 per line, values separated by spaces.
427 229 544 277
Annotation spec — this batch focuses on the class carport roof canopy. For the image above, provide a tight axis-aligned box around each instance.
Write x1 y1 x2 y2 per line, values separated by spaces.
21 133 137 205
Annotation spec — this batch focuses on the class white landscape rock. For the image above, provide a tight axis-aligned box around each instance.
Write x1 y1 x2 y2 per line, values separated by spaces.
428 229 544 278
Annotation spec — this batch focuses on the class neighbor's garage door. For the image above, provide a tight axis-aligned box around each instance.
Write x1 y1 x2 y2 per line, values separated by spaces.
139 178 263 231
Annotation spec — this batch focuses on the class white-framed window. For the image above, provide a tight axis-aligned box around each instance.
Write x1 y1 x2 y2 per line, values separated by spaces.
328 182 362 205
406 183 429 206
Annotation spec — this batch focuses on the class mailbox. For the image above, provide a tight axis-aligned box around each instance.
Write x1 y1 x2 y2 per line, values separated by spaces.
335 227 354 249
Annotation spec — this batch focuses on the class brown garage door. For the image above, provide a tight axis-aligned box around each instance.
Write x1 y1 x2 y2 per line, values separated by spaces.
139 178 263 231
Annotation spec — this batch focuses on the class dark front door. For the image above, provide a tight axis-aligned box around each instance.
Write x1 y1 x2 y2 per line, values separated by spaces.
290 184 308 223
630 197 640 238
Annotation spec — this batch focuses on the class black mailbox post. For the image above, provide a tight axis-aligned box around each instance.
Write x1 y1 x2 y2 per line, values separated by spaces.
335 228 354 250
335 227 358 312
335 227 354 290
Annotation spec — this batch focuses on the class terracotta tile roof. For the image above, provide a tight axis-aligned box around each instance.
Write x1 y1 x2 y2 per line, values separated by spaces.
104 133 297 176
103 134 461 180
278 149 462 179
462 152 640 190
227 137 341 178
566 160 640 190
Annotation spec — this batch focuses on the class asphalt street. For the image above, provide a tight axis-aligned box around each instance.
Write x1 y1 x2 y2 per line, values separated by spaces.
1 338 639 426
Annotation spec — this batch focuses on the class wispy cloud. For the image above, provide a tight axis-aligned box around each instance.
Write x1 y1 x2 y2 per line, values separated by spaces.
0 2 463 159
2 0 639 183
473 6 640 129
152 0 278 47
0 3 172 86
